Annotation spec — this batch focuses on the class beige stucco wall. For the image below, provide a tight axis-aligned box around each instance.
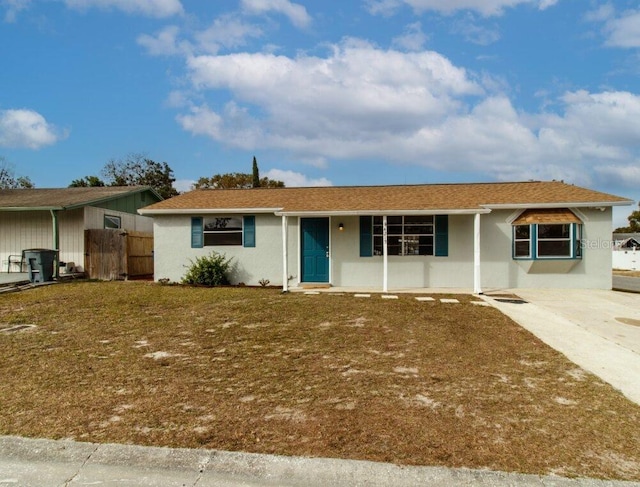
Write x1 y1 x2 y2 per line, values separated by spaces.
479 207 612 290
151 208 614 289
152 214 299 285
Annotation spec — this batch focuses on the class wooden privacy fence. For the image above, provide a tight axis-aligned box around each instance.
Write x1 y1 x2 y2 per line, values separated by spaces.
84 229 154 280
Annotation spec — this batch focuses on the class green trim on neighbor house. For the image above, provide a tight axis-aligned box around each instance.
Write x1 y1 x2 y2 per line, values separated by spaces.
92 190 159 215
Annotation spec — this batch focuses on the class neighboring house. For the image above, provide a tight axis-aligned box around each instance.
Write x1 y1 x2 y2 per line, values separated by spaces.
139 181 631 291
0 186 162 274
612 233 640 271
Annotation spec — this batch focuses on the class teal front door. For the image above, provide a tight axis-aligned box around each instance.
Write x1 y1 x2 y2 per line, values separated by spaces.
301 218 329 283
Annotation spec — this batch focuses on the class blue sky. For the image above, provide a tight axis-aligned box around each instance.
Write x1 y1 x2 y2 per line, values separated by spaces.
1 0 639 224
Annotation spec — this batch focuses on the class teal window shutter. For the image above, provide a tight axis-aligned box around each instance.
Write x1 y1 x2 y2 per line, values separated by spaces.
243 216 256 247
435 215 448 257
360 216 373 257
191 217 203 248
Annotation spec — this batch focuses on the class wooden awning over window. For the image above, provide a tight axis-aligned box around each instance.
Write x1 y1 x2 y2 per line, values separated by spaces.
513 208 582 225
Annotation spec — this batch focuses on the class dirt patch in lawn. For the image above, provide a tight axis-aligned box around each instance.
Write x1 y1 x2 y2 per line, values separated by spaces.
0 282 639 480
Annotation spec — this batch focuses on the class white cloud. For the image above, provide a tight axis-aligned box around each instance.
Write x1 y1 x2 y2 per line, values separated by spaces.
172 38 640 187
64 0 183 18
176 105 223 140
2 0 30 22
604 10 640 48
195 15 263 54
241 0 311 28
137 26 189 56
264 169 332 187
0 109 65 149
367 0 557 17
585 5 640 48
451 14 501 45
138 16 262 57
392 22 428 51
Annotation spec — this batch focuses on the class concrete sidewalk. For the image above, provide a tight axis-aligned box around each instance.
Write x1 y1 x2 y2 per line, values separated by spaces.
1 435 638 487
486 288 640 406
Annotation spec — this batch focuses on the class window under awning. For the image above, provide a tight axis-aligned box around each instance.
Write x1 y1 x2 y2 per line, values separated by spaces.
512 208 582 225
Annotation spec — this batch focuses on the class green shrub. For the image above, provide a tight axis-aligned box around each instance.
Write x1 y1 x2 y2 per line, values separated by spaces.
182 252 233 286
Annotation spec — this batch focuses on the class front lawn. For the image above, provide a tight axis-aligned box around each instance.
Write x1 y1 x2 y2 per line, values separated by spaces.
0 282 639 479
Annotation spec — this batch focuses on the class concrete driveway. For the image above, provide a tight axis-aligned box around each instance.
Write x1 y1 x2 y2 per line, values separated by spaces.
487 288 640 406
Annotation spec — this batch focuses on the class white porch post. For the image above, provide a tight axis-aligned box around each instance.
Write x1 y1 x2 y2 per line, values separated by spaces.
282 215 289 292
473 212 482 294
383 215 388 293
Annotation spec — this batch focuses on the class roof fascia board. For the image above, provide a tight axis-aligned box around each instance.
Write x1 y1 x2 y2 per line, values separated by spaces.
0 206 63 211
276 209 491 217
483 201 633 209
138 208 283 215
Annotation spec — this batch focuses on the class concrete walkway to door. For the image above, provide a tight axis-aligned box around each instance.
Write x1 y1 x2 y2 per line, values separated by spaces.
486 289 640 406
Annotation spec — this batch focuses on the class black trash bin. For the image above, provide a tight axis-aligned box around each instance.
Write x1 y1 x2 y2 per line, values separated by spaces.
24 249 58 283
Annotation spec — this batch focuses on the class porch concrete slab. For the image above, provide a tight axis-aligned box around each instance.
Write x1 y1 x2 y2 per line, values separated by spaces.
290 287 474 295
487 289 640 406
0 272 29 286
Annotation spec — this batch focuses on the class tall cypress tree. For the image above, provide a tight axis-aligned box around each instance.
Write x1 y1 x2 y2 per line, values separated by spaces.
252 156 260 188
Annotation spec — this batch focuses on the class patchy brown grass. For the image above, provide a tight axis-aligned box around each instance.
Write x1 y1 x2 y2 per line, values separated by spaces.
614 269 640 278
1 282 640 480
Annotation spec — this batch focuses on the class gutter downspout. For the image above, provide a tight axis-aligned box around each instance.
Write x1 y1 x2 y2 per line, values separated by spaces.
50 209 60 278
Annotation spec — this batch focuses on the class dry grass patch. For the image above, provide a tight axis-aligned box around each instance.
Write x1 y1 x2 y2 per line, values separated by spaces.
614 270 640 278
1 282 640 480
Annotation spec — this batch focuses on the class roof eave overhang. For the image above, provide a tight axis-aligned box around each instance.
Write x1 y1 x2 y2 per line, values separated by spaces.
276 209 491 217
138 207 283 216
482 201 634 210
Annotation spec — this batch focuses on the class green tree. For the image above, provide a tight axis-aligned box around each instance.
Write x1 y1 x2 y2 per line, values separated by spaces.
0 157 34 189
102 153 178 199
252 156 260 188
69 176 106 187
193 157 284 190
614 203 640 233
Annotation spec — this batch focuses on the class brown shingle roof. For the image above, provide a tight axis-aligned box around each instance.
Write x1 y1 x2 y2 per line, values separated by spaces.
139 181 631 215
0 186 160 210
512 208 582 224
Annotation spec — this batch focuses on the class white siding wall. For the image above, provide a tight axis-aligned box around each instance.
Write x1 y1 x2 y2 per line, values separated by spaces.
1 211 54 272
0 207 154 274
153 214 298 285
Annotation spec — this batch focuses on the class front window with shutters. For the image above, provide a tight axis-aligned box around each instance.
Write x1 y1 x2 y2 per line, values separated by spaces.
372 215 434 256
